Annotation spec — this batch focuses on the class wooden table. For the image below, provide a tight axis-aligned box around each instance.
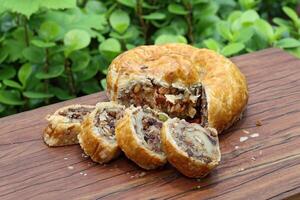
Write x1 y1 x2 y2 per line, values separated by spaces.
0 48 300 200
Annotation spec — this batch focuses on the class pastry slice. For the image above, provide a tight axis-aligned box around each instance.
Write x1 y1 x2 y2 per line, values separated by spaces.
79 102 125 164
115 106 168 170
43 104 95 147
161 118 221 178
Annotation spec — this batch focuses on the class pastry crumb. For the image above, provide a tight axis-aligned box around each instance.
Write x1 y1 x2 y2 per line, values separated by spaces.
235 146 239 150
192 185 201 190
68 166 74 170
139 172 146 177
81 153 88 158
250 133 259 138
242 129 250 134
251 156 256 161
238 168 244 172
256 120 262 126
84 173 87 176
80 172 83 175
64 157 68 160
240 136 248 142
259 150 263 155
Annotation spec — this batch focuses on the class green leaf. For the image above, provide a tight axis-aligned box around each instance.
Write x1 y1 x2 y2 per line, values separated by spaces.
168 4 189 15
99 38 121 61
275 38 300 48
23 91 54 99
240 10 259 25
221 43 245 56
50 86 75 100
203 39 221 52
0 48 8 63
75 63 98 82
3 39 26 62
117 0 136 8
283 6 300 27
109 9 130 34
155 34 187 45
217 21 233 41
0 90 25 105
18 63 32 87
85 0 107 14
0 68 16 80
35 65 64 79
80 79 101 94
64 29 91 57
3 79 23 89
101 79 107 90
31 39 56 48
22 46 45 63
255 19 274 43
70 51 90 72
143 12 166 20
39 21 61 41
0 0 76 18
232 27 254 43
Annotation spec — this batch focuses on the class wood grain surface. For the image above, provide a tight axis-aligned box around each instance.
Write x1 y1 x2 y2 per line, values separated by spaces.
0 48 300 200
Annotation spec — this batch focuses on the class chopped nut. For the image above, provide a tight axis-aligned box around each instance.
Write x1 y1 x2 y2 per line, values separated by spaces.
256 120 262 126
133 84 141 93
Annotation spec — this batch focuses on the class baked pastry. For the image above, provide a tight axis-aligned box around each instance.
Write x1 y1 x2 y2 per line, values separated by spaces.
43 104 95 147
78 102 125 164
106 44 248 132
115 106 168 170
161 118 221 178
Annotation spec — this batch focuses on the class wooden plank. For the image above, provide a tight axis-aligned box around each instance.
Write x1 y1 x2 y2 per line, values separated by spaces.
0 48 300 200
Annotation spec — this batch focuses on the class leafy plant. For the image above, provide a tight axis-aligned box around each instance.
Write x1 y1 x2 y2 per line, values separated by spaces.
0 0 299 117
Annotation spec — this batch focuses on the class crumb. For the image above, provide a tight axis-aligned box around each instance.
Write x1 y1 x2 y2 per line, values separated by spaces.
238 168 244 172
81 153 88 158
192 185 201 190
196 179 201 182
242 129 250 134
256 120 262 126
68 166 74 170
139 172 146 177
250 133 259 138
80 172 83 175
64 157 68 160
259 150 263 155
235 146 239 150
84 173 87 176
130 175 135 179
251 156 256 161
126 172 130 175
240 136 248 142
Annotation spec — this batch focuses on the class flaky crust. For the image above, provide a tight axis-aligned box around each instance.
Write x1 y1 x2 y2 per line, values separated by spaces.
78 102 123 164
161 121 220 178
115 109 167 170
107 44 248 132
43 104 95 147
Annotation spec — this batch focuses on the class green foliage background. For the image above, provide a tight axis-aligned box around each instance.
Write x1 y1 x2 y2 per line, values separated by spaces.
0 0 299 117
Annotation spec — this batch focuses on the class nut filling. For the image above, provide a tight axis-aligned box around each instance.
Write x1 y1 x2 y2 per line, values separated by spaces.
94 107 124 142
118 79 208 126
170 119 219 163
133 108 164 154
59 106 94 122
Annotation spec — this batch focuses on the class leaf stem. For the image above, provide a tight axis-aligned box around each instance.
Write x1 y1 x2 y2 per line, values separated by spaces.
64 58 76 95
44 48 50 104
23 15 29 46
137 0 149 44
183 2 194 44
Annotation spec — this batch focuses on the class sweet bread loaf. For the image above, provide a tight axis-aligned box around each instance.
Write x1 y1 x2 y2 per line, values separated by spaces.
161 118 221 178
115 106 168 170
79 102 125 164
106 44 248 132
43 104 95 146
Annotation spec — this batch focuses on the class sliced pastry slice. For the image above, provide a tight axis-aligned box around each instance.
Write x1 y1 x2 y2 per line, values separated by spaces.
79 102 125 164
161 118 221 178
115 106 168 170
43 104 95 147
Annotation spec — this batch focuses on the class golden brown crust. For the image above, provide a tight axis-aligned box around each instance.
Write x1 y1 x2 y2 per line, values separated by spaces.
43 104 95 147
106 44 248 132
115 109 167 170
161 121 220 178
78 102 123 164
